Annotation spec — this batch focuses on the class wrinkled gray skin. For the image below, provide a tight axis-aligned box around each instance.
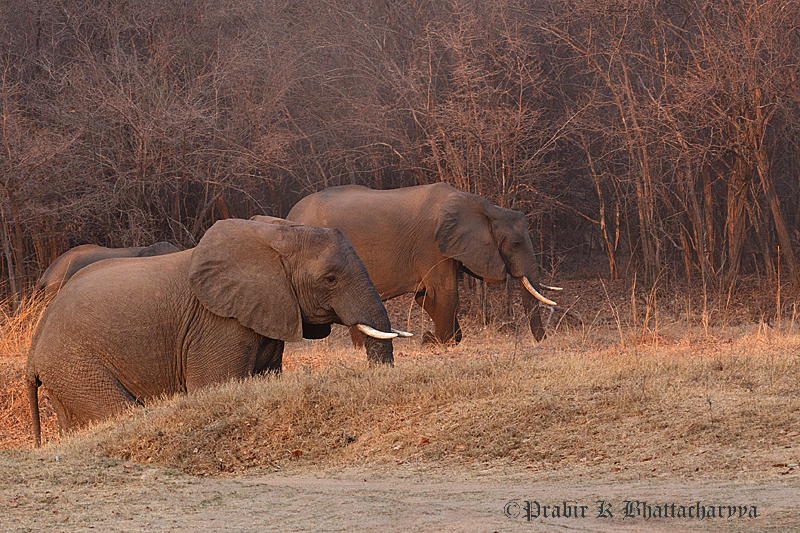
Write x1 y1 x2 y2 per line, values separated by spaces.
37 242 180 299
287 183 550 350
26 218 393 446
250 215 401 362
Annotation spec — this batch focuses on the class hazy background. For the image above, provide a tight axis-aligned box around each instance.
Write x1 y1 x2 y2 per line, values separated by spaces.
1 0 799 304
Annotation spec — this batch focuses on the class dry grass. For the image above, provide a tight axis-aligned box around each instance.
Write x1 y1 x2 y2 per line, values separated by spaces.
2 288 799 482
0 294 59 449
0 293 47 358
24 328 800 481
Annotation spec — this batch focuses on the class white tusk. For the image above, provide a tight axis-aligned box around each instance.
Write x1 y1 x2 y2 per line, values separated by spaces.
539 283 563 291
356 324 398 339
391 328 413 337
522 277 557 306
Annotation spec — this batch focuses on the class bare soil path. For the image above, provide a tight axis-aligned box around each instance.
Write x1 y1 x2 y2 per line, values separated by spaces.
2 453 797 532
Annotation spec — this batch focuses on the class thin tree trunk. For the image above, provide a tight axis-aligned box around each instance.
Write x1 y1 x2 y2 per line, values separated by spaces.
684 165 711 283
583 137 618 279
745 190 776 283
7 189 25 285
755 149 800 286
0 206 19 309
724 161 749 288
679 228 693 280
702 166 715 272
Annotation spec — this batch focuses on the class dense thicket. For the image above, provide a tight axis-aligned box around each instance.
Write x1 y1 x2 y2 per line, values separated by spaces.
1 0 799 304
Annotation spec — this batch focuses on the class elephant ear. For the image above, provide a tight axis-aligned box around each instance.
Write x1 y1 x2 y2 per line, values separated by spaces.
188 218 303 342
435 191 507 281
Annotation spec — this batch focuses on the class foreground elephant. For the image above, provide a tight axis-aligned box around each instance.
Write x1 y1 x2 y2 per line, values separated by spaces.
37 241 180 298
287 183 559 346
26 218 405 446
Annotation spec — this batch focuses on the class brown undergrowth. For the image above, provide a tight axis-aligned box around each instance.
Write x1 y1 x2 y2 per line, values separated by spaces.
0 294 58 448
1 289 799 482
16 329 800 481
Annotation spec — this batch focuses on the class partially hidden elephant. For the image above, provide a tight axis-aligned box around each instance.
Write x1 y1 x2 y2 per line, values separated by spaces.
287 182 560 347
37 241 180 298
26 218 407 446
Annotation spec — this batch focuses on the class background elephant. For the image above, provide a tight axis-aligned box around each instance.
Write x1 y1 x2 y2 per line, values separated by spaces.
37 241 180 298
26 218 403 446
287 182 559 346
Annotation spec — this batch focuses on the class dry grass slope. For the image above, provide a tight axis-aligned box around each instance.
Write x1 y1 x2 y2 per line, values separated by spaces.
34 331 800 481
2 290 799 482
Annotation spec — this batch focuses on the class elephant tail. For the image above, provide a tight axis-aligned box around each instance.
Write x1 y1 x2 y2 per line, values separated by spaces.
26 373 42 448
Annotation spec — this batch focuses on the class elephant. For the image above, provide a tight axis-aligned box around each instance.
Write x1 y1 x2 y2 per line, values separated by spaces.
26 217 407 446
287 182 560 347
37 241 180 298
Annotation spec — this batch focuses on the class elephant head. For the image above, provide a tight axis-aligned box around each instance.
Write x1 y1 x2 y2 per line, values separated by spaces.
435 191 557 340
189 218 402 360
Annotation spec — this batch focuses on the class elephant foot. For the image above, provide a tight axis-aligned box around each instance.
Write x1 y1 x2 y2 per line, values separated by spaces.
421 330 462 346
422 331 438 346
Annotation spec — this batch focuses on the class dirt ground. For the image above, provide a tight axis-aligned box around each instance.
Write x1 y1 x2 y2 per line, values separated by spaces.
1 451 797 532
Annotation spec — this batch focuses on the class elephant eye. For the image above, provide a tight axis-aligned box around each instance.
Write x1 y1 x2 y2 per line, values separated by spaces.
325 274 337 284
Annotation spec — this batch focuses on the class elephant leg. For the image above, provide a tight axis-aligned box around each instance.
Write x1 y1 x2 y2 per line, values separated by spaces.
49 369 140 433
253 339 284 375
47 394 73 436
415 279 462 346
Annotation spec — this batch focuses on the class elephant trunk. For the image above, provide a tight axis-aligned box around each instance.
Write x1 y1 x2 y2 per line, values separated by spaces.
515 265 555 342
335 284 399 365
358 309 396 366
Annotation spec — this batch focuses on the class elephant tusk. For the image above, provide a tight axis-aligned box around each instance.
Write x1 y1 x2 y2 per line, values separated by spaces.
522 277 557 307
391 328 413 337
356 324 398 339
539 283 563 291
